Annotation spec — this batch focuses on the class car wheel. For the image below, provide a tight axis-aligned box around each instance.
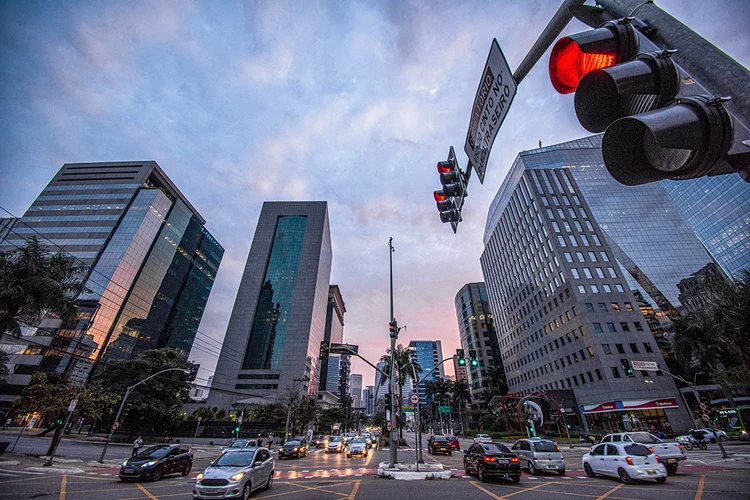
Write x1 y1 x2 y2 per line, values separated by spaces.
720 435 727 442
709 437 717 443
557 470 566 476
528 461 537 475
618 468 632 484
478 466 487 483
655 476 667 483
512 476 521 484
151 466 164 482
665 463 678 474
242 482 252 500
181 463 192 476
448 451 452 456
264 471 274 490
584 463 596 478
278 455 283 460
464 461 471 475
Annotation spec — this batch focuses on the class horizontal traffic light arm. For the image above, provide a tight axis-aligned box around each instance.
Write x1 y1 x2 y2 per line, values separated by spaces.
328 343 391 379
415 356 459 386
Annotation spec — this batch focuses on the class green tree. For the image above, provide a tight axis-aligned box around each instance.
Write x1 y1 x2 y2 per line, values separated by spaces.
379 344 422 437
0 237 87 338
91 347 191 436
452 379 471 432
485 364 508 396
190 406 227 421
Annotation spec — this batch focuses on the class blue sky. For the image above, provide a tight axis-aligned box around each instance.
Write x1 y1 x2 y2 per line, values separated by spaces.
1 0 748 388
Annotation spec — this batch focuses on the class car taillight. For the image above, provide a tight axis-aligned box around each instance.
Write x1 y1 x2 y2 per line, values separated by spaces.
625 457 634 465
655 455 661 463
483 456 496 463
678 444 683 451
511 457 519 463
648 447 654 453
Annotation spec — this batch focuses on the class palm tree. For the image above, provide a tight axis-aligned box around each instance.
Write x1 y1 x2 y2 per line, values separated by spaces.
452 379 471 434
485 364 508 396
190 406 227 421
0 237 87 338
379 344 422 438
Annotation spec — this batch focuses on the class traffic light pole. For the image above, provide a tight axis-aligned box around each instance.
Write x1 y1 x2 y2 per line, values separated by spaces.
388 237 398 468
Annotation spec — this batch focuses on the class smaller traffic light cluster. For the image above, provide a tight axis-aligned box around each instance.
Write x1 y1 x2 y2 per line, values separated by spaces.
456 349 466 366
621 359 635 377
389 320 398 337
468 350 479 367
433 146 469 233
319 340 329 362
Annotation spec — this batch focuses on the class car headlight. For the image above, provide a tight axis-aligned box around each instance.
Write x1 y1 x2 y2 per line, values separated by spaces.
229 472 245 482
294 448 299 452
142 460 158 467
196 473 204 481
122 460 129 466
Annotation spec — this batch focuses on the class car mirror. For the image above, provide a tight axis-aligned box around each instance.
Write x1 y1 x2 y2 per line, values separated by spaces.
254 460 263 466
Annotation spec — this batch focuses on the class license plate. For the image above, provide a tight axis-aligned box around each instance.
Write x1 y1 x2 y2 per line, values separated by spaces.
124 468 134 474
200 490 224 496
646 469 656 475
667 458 677 463
546 465 558 469
497 459 509 464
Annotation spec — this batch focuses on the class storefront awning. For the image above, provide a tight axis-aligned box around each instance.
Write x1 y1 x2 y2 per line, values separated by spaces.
582 398 679 414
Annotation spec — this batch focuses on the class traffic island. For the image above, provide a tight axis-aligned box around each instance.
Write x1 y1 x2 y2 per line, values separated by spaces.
377 461 452 480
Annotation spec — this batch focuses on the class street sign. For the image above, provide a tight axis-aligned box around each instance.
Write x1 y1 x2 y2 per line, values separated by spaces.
701 413 711 423
386 420 392 432
403 405 414 413
329 343 359 354
630 360 659 371
112 421 120 431
464 38 517 184
438 405 451 413
409 393 420 405
67 398 78 412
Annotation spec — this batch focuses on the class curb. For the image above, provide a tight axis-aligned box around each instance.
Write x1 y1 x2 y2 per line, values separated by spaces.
27 466 86 474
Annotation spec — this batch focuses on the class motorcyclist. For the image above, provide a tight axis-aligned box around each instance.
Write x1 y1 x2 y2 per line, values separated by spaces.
690 429 706 445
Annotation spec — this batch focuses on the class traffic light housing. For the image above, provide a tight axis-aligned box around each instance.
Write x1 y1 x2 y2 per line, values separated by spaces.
384 393 392 407
186 362 199 382
433 146 469 231
468 350 478 367
621 359 635 377
457 349 466 366
319 340 330 362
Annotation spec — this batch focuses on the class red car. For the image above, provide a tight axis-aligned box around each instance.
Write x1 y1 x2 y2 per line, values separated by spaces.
447 436 461 450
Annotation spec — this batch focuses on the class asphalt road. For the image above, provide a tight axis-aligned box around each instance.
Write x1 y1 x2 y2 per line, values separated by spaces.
1 431 749 500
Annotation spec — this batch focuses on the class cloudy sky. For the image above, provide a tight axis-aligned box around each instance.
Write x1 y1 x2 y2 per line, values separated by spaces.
1 0 748 390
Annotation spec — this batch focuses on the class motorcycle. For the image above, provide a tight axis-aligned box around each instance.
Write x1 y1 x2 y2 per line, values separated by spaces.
677 435 708 451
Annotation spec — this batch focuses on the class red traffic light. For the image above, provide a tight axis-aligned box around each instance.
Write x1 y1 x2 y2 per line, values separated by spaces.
549 19 639 94
434 190 447 202
437 160 456 174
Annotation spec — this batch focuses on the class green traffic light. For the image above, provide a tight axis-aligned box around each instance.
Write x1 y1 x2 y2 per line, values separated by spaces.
471 359 479 367
458 358 466 366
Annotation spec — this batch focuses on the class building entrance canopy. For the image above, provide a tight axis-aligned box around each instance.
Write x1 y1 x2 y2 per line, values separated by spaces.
582 398 679 414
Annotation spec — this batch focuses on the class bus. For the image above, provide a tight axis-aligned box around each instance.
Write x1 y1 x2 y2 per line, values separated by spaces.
717 406 750 439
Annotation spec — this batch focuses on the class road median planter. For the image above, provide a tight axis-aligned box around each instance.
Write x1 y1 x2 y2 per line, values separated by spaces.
377 461 452 480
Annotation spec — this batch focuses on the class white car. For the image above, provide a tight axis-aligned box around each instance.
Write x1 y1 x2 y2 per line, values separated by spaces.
583 442 667 484
696 428 728 442
474 434 493 444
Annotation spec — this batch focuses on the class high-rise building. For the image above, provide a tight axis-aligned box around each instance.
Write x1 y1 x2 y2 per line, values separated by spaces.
207 201 331 409
0 161 223 409
408 340 444 405
323 356 341 394
454 283 504 411
480 137 699 433
363 385 375 415
319 285 346 393
373 362 387 402
350 373 363 408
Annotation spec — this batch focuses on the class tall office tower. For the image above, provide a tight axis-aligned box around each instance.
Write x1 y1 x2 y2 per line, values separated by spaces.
453 352 468 383
0 161 223 409
454 283 504 409
408 340 444 405
323 356 340 394
318 285 346 392
363 386 375 415
662 177 750 278
480 136 701 433
350 373 363 408
373 362 387 401
207 202 331 409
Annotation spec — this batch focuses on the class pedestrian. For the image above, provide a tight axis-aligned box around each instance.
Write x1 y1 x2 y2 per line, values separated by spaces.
257 434 263 447
3 417 11 430
133 435 143 457
267 435 274 449
658 430 666 440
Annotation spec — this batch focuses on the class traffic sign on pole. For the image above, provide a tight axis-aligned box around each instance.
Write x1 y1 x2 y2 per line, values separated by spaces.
409 393 420 405
464 38 517 184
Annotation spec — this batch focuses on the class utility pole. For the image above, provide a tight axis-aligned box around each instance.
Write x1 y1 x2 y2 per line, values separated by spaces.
388 237 398 468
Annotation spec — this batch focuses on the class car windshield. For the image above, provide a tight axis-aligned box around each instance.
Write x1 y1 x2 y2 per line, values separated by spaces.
483 444 511 455
330 438 342 443
433 437 448 442
624 444 652 456
213 451 255 467
285 441 300 447
229 440 252 448
477 434 490 438
140 446 171 458
351 438 366 444
534 441 558 452
629 432 659 443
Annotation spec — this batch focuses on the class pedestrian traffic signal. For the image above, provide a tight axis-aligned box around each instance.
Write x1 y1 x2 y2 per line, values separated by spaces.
456 349 466 366
319 340 329 362
621 359 635 377
550 17 747 185
468 350 478 367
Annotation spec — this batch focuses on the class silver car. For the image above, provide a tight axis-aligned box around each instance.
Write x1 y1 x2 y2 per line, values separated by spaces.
346 438 368 457
512 438 566 476
194 448 273 500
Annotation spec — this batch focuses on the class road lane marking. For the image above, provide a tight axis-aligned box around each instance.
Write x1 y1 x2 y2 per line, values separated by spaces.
136 482 160 500
283 481 350 497
595 483 623 500
59 475 67 500
695 474 705 500
469 481 503 499
348 479 360 500
499 483 549 498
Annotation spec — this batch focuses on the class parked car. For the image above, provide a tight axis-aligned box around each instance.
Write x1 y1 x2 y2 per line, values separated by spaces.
583 442 667 483
446 435 461 450
325 437 344 453
463 442 521 483
346 438 368 458
427 435 453 456
599 432 685 474
223 439 258 453
473 434 493 444
120 444 193 482
193 448 273 499
512 438 565 476
278 440 308 460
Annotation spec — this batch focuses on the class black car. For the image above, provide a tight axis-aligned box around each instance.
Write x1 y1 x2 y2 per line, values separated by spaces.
463 442 521 483
427 436 453 456
120 444 193 482
278 440 308 459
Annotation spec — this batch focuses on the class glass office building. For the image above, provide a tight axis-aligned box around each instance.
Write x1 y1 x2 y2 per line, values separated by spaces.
0 162 223 410
208 202 332 410
408 340 444 406
480 137 698 433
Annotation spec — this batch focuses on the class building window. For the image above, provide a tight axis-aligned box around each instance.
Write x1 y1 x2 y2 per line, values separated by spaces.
595 369 603 380
547 208 555 219
558 235 566 247
600 252 610 262
598 302 607 312
564 252 573 262
593 323 603 333
607 322 616 332
596 268 605 279
587 371 595 382
602 344 612 355
576 252 585 262
591 285 599 293
580 234 590 246
616 344 625 354
552 221 561 232
625 302 634 312
620 322 630 332
603 284 612 293
585 303 594 313
578 285 586 294
569 235 578 247
611 303 620 312
588 251 597 262
592 234 602 246
583 268 592 279
608 267 618 278
571 268 580 279
611 367 621 378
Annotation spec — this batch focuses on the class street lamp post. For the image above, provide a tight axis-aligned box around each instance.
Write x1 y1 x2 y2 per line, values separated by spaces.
98 367 188 463
388 237 398 468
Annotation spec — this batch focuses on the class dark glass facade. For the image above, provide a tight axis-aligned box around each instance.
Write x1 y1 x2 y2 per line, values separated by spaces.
408 340 444 405
243 215 308 370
